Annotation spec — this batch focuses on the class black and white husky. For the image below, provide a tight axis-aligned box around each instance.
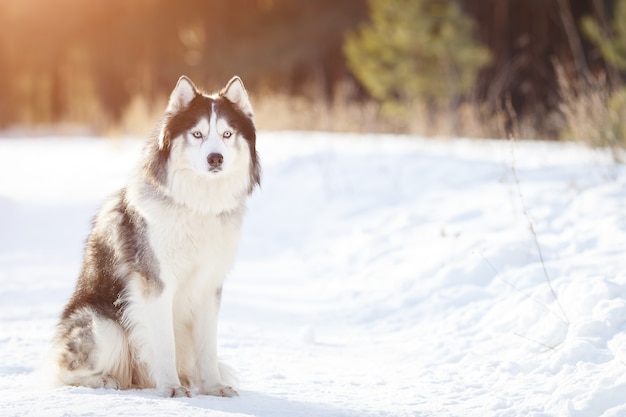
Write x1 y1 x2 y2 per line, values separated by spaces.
52 76 260 397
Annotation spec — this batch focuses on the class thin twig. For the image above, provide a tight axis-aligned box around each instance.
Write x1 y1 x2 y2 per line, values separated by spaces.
509 136 570 324
513 332 560 351
479 251 569 325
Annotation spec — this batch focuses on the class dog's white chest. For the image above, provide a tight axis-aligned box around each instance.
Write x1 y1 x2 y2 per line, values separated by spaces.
148 203 244 289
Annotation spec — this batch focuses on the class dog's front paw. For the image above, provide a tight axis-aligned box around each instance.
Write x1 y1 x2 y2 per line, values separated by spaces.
160 385 191 398
202 384 238 397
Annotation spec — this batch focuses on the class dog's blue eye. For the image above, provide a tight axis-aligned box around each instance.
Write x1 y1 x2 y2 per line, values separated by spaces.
223 131 232 139
192 131 202 139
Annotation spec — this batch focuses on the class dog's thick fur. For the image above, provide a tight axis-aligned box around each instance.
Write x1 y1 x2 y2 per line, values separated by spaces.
52 76 260 397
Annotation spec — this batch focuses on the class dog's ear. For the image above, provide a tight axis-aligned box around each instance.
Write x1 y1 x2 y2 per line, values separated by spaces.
166 75 197 114
159 76 197 150
221 76 253 117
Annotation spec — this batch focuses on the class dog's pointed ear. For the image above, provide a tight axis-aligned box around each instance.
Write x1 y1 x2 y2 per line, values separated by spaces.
159 76 197 150
166 75 197 114
221 76 253 117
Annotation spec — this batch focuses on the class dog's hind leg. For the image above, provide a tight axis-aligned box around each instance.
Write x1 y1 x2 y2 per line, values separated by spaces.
53 308 132 390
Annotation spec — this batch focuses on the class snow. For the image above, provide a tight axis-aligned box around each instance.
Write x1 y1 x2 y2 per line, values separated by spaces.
1 131 625 416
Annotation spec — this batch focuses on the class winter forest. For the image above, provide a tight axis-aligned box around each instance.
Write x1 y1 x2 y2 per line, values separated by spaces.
1 1 626 416
0 0 625 143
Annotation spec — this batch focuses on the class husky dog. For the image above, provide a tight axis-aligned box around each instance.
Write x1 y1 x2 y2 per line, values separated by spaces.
52 76 260 397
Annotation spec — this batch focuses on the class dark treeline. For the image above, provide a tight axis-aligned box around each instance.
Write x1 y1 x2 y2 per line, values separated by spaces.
0 0 367 126
464 0 614 136
0 0 620 135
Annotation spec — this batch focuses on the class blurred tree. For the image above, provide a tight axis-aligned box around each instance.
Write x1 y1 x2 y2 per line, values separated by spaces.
461 0 606 138
576 0 626 152
0 0 367 128
0 0 618 137
582 0 626 71
343 0 491 113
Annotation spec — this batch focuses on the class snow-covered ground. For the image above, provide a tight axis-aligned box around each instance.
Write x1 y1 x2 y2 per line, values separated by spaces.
1 132 625 417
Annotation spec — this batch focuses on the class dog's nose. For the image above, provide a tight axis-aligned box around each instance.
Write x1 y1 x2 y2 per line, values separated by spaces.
207 153 224 168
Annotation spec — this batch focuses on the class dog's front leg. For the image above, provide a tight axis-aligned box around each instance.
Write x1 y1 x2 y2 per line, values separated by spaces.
193 286 237 397
131 288 190 397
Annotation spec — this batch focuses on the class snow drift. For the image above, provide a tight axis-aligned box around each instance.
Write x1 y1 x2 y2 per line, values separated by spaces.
0 132 625 417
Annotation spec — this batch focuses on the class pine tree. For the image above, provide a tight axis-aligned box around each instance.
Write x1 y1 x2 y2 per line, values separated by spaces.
344 0 491 112
579 0 626 152
581 0 626 71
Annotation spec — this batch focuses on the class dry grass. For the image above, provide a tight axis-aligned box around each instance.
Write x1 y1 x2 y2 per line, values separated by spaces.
252 93 517 139
103 74 625 161
108 92 538 140
109 78 509 139
251 92 392 134
556 65 626 161
106 95 167 138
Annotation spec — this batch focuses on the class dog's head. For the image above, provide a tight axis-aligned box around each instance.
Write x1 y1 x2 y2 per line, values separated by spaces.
144 76 260 213
161 76 259 187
